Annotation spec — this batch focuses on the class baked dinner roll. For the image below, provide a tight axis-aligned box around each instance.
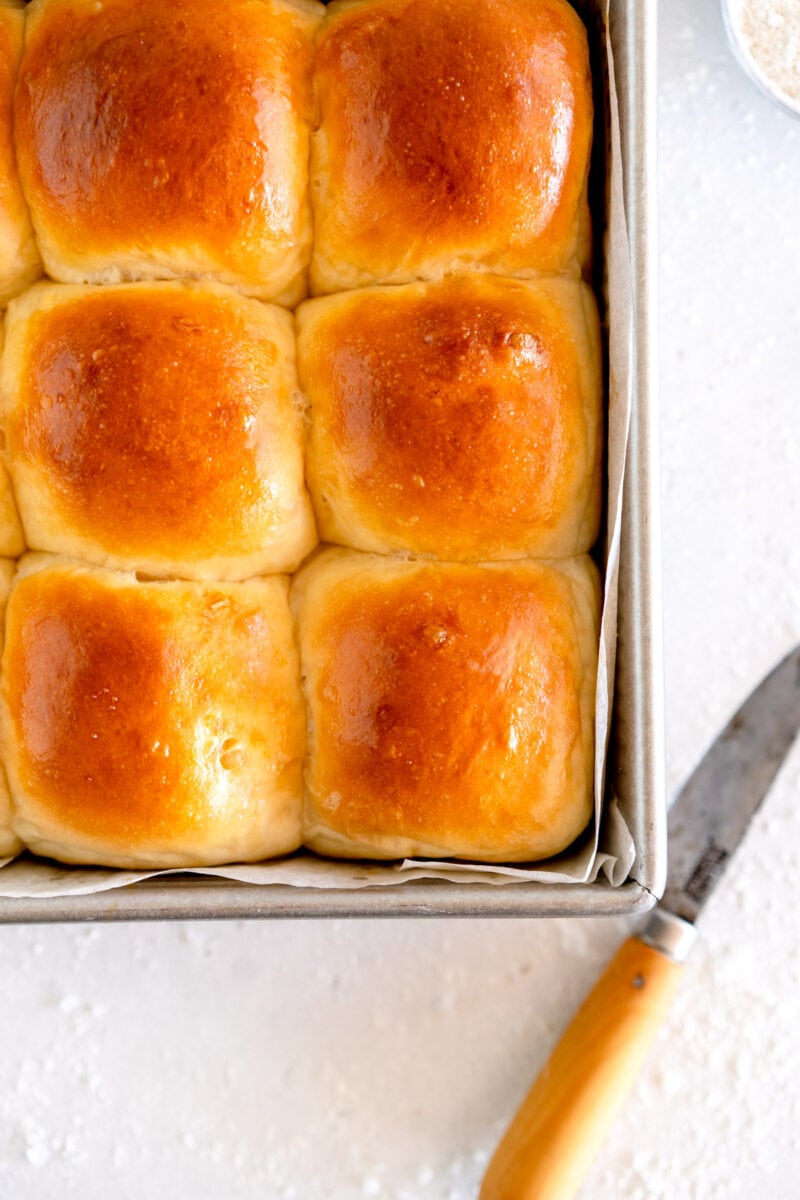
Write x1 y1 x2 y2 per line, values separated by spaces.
0 558 19 859
310 0 593 294
0 282 317 580
297 275 602 560
14 0 323 303
1 557 305 869
0 2 40 305
292 549 600 863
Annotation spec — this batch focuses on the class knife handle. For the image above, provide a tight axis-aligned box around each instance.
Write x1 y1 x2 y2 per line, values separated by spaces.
480 927 691 1200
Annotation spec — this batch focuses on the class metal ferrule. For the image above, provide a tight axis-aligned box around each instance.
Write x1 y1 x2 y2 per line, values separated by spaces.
639 906 698 964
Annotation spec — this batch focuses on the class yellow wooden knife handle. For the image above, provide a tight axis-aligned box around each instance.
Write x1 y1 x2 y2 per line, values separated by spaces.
480 933 687 1200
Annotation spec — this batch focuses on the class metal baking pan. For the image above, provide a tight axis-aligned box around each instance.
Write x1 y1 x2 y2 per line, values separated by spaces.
0 0 664 922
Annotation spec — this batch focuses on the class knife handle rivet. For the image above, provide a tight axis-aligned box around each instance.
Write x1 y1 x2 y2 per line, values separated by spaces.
631 973 645 989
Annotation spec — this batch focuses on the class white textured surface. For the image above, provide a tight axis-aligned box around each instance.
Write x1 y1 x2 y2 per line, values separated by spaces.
1 3 800 1197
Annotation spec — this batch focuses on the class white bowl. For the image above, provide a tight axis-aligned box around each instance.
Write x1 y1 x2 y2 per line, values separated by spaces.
721 0 800 119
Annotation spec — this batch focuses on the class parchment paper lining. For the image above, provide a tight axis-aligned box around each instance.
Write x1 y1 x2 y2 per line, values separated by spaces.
0 0 636 901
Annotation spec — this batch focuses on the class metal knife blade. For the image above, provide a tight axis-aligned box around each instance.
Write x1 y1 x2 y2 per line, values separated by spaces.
662 643 800 923
645 643 800 955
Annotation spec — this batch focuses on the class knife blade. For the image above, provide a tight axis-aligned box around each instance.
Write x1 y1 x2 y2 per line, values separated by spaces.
480 643 800 1200
661 644 800 924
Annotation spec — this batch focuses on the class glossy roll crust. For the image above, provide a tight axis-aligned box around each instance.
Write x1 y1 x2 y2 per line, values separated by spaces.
0 282 317 580
0 558 19 858
292 549 600 863
310 0 593 293
14 0 324 303
1 558 306 868
297 275 602 560
0 1 41 304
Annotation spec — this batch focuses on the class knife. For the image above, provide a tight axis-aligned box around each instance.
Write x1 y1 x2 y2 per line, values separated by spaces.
480 643 800 1200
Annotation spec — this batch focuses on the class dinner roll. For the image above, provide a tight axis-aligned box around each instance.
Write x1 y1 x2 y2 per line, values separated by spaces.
0 282 317 580
310 0 593 294
1 557 305 868
292 549 599 863
0 558 19 859
0 2 41 304
14 0 323 303
297 275 602 560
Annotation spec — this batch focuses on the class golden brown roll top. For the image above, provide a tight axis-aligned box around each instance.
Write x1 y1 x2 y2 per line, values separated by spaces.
14 0 323 303
1 557 306 868
0 557 19 859
297 274 602 561
0 281 317 580
310 0 593 293
0 1 41 304
292 549 600 863
0 0 604 876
